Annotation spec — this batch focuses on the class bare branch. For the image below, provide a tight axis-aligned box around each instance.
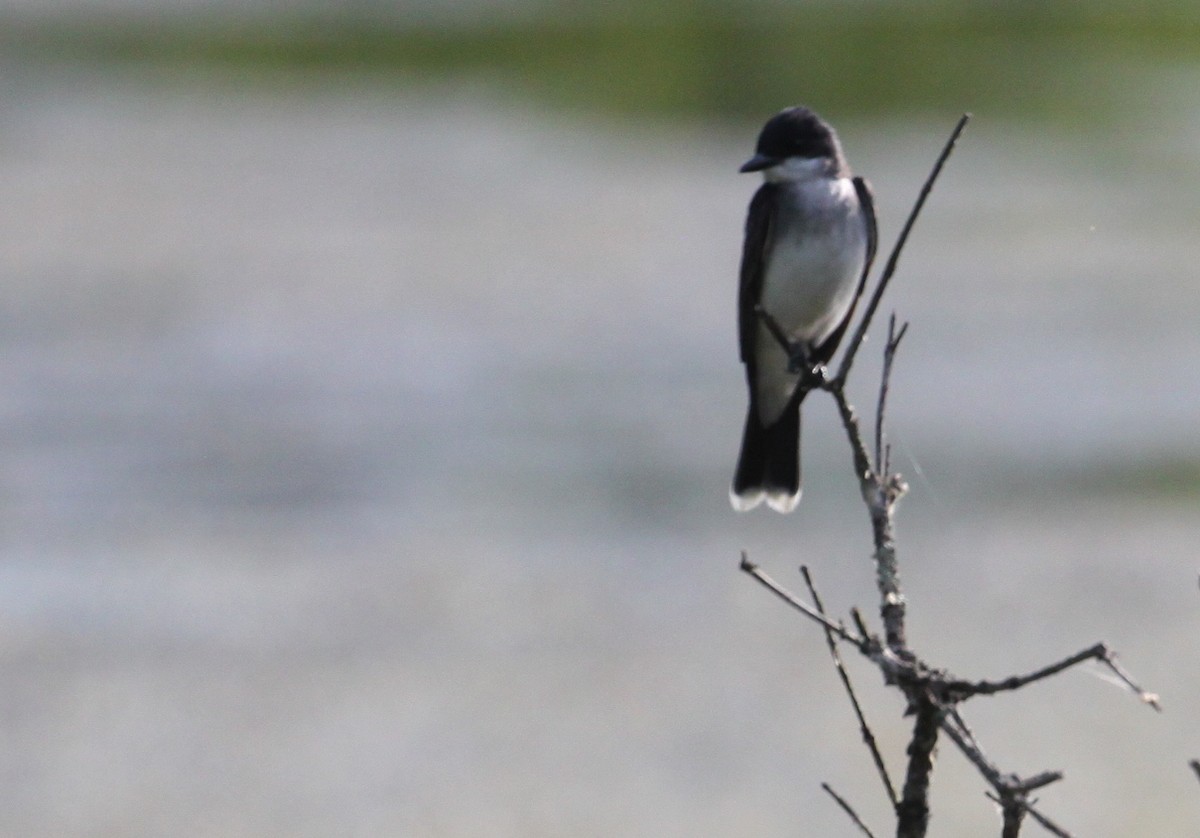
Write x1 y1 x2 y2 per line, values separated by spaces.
802 566 898 809
1020 805 1075 838
943 705 982 754
828 385 907 651
942 709 1069 837
986 792 1075 838
873 314 909 473
739 553 867 648
828 319 914 654
937 713 1007 789
998 793 1025 838
821 782 877 838
896 698 940 838
837 113 971 383
1190 759 1200 785
946 642 1160 711
831 386 877 490
850 608 871 642
984 787 1080 835
946 644 1108 698
1012 772 1066 794
1096 647 1161 711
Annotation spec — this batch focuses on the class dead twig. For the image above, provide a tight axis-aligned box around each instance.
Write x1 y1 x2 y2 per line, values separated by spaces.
821 782 877 838
836 112 971 384
986 790 1074 838
874 314 909 474
946 642 1160 711
802 566 898 809
739 553 867 649
896 697 939 838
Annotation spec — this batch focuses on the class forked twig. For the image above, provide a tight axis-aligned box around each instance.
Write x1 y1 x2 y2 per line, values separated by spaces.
986 792 1073 838
947 642 1161 710
986 791 1074 838
739 553 866 648
802 566 898 809
940 705 1072 836
874 314 909 473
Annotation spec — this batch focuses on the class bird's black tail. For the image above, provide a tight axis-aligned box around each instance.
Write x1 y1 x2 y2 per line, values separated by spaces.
730 399 802 513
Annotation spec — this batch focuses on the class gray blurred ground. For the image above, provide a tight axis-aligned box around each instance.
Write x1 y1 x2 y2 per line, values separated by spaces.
0 50 1197 838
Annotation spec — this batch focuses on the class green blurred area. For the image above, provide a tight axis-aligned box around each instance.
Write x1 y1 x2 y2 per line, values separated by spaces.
996 458 1200 504
6 2 1200 123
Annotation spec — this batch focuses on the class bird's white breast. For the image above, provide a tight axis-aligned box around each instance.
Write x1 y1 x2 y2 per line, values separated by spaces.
759 176 865 344
754 175 867 423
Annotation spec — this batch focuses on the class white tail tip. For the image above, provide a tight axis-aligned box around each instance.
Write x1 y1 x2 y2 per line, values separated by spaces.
730 486 801 513
765 488 801 513
730 487 764 512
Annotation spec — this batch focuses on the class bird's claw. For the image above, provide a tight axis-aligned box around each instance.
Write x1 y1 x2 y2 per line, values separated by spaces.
786 345 828 387
803 364 829 389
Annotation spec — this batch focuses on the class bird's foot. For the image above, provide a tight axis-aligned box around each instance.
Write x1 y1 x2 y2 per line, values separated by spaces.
801 362 829 389
756 306 828 387
786 345 828 388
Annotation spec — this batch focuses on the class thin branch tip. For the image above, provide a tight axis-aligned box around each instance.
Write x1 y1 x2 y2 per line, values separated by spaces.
836 113 970 381
821 783 878 838
1012 771 1064 794
741 560 867 644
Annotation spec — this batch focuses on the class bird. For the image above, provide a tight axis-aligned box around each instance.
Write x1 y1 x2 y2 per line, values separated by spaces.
731 106 877 513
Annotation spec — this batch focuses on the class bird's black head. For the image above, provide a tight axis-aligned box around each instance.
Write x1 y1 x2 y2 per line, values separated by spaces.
740 106 842 173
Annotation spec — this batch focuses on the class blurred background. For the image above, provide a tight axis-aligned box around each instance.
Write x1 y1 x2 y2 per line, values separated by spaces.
0 1 1197 835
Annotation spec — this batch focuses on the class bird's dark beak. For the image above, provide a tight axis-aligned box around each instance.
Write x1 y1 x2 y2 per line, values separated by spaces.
739 153 777 173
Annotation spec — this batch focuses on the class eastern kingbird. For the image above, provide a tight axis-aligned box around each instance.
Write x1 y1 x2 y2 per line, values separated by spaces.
731 106 877 512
